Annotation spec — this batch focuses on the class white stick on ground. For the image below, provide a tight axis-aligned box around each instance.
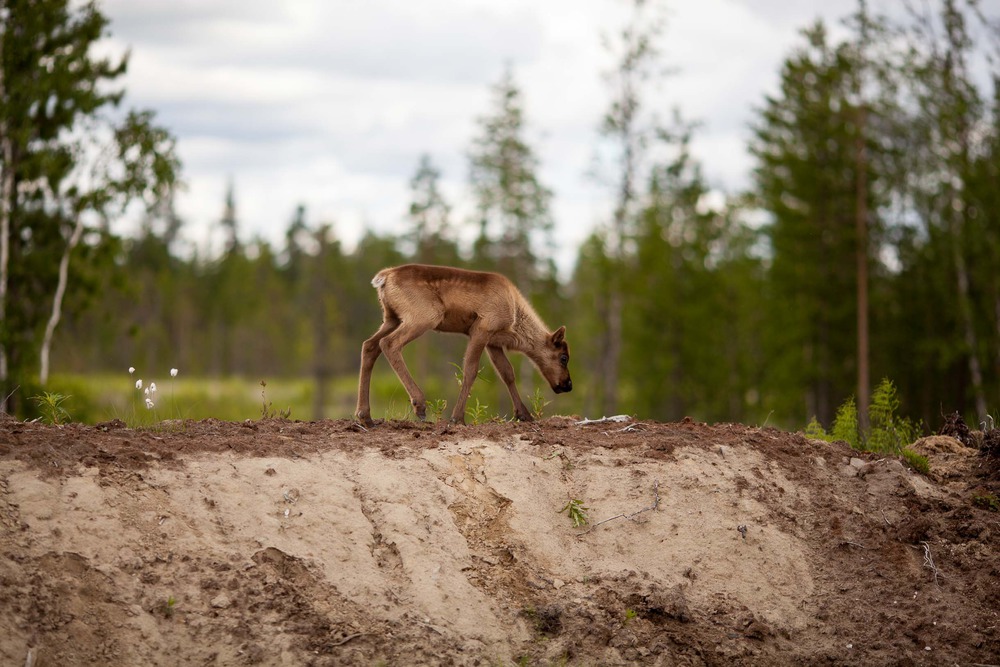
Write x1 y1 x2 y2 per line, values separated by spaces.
575 415 632 425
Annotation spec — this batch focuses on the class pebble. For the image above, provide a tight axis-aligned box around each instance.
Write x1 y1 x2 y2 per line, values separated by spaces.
211 593 232 609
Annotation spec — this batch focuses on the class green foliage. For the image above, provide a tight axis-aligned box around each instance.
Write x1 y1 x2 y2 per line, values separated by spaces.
830 397 860 449
867 379 919 454
30 392 72 425
466 398 490 426
972 493 999 512
807 379 923 471
559 498 589 528
804 417 828 440
427 399 448 422
0 0 179 412
804 397 858 448
529 387 550 421
405 154 460 266
468 66 554 293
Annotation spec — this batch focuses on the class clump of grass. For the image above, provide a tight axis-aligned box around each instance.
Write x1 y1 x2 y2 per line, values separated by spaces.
30 392 72 425
901 449 930 475
559 498 589 528
124 367 161 427
260 380 291 420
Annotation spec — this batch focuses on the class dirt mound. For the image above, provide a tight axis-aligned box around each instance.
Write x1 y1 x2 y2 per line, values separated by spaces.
1 417 998 665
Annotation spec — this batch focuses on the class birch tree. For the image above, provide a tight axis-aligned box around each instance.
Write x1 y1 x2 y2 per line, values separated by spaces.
0 0 178 408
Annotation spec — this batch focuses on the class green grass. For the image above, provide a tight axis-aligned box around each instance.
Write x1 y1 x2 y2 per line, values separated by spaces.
42 368 516 425
48 373 314 424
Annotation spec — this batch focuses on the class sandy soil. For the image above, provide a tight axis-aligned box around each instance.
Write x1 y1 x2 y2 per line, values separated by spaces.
0 416 998 666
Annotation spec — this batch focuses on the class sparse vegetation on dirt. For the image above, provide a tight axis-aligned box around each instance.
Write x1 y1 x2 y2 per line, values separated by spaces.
1 416 998 666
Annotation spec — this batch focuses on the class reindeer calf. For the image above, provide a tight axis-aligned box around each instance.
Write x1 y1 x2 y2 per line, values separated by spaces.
355 264 572 426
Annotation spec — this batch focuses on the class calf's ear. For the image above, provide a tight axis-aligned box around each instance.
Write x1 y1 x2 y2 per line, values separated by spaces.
551 326 566 345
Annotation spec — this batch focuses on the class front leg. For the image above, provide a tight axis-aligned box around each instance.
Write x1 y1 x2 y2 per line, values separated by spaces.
450 333 489 424
486 344 532 421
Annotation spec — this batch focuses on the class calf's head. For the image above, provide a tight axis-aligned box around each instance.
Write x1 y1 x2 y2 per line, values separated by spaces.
538 326 572 394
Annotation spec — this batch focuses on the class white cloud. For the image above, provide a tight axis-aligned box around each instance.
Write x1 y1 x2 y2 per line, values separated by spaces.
98 0 892 271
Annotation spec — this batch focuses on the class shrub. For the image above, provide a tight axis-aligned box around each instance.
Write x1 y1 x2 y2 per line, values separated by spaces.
804 377 924 470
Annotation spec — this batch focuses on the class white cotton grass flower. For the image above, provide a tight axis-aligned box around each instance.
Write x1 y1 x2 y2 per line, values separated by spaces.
129 367 136 376
144 387 150 397
170 368 178 378
145 397 155 410
136 379 143 390
149 382 157 394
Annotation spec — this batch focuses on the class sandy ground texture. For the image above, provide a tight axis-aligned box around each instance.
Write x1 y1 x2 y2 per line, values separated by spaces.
0 415 998 666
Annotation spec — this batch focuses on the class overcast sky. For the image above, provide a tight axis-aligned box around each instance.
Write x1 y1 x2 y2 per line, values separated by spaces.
100 0 870 269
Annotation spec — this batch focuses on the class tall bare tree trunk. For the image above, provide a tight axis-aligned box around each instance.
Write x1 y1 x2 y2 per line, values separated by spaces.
599 130 635 416
952 231 987 418
0 39 12 412
600 289 623 415
39 215 85 385
855 107 871 433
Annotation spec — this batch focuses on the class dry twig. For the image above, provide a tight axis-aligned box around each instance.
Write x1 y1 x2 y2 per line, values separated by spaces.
577 481 660 537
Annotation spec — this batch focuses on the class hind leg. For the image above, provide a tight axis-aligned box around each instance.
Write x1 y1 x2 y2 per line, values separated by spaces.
356 318 399 426
379 317 439 420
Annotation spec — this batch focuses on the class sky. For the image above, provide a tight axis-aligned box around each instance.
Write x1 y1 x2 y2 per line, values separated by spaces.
98 0 869 270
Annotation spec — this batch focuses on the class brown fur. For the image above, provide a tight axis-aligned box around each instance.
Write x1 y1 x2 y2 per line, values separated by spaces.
355 264 572 425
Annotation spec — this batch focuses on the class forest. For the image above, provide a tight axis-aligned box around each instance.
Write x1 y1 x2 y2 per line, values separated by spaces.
3 0 1000 434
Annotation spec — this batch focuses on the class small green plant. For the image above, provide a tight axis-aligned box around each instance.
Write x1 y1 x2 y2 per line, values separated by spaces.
530 386 550 420
868 378 919 453
545 450 574 471
162 595 177 618
624 608 638 624
467 398 489 425
830 396 860 448
427 398 448 422
559 498 589 528
804 417 827 440
30 391 72 425
451 362 489 387
260 380 291 420
972 492 999 512
804 378 920 463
